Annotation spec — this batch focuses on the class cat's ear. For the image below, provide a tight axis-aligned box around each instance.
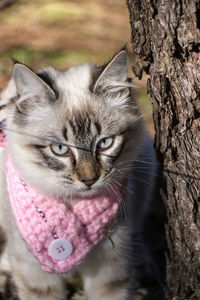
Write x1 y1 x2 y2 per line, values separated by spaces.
13 63 56 111
92 49 130 97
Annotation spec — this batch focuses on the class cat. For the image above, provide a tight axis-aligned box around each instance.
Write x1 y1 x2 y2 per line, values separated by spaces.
0 49 165 300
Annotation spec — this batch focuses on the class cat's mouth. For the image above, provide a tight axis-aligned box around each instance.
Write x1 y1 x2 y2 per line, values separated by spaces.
70 183 106 199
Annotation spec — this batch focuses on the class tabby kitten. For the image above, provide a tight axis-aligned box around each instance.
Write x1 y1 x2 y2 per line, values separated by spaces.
0 50 160 300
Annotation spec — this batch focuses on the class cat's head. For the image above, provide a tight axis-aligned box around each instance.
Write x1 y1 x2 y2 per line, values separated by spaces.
6 50 144 201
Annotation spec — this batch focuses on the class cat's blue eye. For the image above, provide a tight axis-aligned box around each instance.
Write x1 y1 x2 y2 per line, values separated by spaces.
51 143 69 156
97 137 114 150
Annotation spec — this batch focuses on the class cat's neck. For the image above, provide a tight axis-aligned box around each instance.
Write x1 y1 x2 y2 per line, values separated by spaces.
5 155 124 273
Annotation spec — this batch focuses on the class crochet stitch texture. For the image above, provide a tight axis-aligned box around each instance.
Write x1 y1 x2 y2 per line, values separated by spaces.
5 156 121 274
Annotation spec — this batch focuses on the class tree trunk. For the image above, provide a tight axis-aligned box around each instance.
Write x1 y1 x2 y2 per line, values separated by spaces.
126 0 200 299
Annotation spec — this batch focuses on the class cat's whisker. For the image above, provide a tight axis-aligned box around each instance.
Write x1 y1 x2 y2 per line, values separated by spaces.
115 164 158 173
113 178 136 198
117 163 158 170
121 156 158 163
115 173 159 190
117 168 160 178
133 159 159 166
3 129 159 164
116 159 137 165
116 167 158 178
117 159 159 167
108 184 125 221
104 183 125 219
108 180 128 222
3 127 115 158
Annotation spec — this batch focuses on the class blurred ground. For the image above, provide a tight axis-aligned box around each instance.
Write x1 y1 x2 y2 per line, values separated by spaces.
0 0 153 133
0 0 130 85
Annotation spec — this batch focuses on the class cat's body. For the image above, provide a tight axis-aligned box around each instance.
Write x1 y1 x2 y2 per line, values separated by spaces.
0 50 164 300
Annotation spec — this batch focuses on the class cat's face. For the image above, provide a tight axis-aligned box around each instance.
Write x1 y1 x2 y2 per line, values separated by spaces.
6 50 144 200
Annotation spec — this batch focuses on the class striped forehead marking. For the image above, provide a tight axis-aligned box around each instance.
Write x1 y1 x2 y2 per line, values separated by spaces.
67 113 101 139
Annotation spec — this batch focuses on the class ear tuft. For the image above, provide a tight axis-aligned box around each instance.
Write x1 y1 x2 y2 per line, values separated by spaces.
93 50 129 94
11 57 21 65
13 63 56 112
92 50 134 108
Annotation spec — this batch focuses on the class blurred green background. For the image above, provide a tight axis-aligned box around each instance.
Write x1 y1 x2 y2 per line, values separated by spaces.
0 0 153 133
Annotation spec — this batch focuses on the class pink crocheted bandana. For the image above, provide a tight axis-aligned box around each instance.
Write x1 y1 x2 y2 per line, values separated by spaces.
5 156 122 274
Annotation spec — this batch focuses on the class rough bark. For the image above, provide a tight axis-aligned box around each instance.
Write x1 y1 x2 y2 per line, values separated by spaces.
126 0 200 299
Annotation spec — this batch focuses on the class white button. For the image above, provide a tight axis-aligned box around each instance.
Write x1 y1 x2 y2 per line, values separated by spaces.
48 238 73 260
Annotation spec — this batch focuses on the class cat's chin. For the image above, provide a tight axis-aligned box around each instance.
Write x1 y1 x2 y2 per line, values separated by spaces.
43 184 103 203
64 185 106 201
72 189 101 199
